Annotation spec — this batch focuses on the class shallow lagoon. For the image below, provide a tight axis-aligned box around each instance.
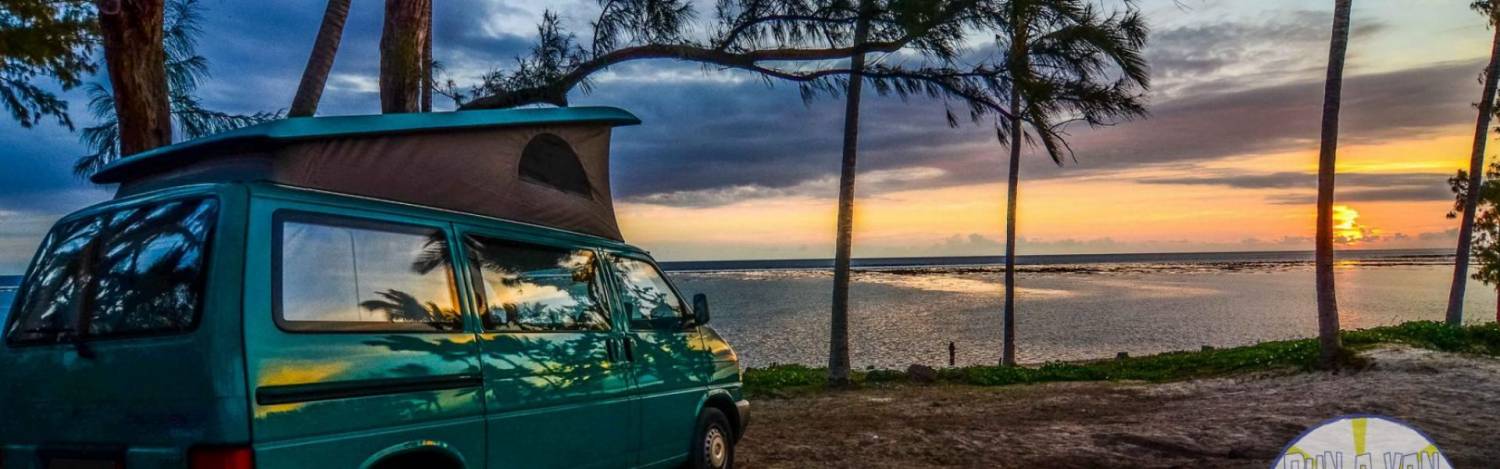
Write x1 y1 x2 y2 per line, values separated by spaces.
667 252 1497 368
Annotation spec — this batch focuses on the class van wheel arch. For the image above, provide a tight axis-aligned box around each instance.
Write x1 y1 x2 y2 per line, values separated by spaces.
363 442 468 469
702 393 741 442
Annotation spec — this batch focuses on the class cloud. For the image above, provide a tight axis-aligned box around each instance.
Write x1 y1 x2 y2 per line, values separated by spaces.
1146 10 1387 98
587 55 1483 206
1140 171 1454 205
1266 186 1454 205
1140 171 1446 190
625 167 949 207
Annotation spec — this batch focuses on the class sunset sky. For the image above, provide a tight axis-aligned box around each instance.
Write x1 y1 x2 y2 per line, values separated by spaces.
0 0 1495 270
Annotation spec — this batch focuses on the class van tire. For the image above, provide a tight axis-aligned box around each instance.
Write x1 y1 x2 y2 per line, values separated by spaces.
689 407 735 469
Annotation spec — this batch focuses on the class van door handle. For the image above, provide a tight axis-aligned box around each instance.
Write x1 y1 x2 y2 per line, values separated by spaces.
606 338 618 362
623 337 635 362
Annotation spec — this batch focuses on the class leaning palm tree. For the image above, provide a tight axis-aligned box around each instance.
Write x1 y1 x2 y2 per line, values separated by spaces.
288 0 353 117
994 0 1149 366
1314 0 1353 369
1445 0 1500 325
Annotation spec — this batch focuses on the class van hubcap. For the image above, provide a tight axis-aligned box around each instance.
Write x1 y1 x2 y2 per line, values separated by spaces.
705 427 728 468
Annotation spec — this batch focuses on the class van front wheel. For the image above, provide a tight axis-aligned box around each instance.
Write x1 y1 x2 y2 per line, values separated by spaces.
689 408 734 469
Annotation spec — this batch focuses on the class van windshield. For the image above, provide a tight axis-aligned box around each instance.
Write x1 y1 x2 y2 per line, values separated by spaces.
5 198 218 344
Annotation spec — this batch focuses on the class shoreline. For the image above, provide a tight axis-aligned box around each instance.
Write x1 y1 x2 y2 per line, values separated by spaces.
738 344 1500 467
741 321 1500 397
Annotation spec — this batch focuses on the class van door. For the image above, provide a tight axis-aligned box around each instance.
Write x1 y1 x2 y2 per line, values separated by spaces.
457 231 637 468
604 254 708 466
245 206 486 468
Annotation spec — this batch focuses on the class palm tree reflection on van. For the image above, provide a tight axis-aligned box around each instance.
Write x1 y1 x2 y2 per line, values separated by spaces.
7 198 216 343
357 289 463 331
358 235 703 406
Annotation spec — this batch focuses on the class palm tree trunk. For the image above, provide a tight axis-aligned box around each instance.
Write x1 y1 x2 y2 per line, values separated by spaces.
289 0 352 117
379 0 431 114
1002 87 1021 367
828 1 872 387
98 0 172 155
420 0 433 113
1315 0 1353 369
1446 20 1500 325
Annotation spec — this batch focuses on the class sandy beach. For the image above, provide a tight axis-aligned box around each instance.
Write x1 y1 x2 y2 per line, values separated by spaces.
737 345 1500 468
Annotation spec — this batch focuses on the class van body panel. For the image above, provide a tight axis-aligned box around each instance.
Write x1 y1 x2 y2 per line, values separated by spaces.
242 191 486 468
0 184 251 464
474 331 638 468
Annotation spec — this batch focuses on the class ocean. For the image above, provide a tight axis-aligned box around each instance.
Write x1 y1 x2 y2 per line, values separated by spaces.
659 249 1495 368
1 249 1492 368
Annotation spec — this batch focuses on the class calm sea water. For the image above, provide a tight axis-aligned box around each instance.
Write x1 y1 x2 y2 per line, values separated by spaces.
663 249 1497 368
2 250 1493 368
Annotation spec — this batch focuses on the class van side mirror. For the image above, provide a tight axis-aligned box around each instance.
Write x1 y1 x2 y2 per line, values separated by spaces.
692 293 711 325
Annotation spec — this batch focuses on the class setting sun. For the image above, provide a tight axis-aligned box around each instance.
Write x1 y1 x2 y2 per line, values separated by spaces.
1333 205 1374 244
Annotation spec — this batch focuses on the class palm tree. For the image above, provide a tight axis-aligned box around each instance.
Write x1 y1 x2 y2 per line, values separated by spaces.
421 0 433 112
75 0 279 176
1445 0 1500 326
288 0 353 117
994 0 1149 366
1314 0 1353 369
1447 162 1500 322
828 0 874 387
96 0 173 155
379 0 432 113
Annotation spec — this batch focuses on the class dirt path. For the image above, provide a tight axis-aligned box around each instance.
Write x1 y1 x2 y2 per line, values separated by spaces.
736 346 1500 468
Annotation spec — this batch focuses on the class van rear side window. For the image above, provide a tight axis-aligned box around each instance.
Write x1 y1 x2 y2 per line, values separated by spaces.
275 214 462 331
464 236 610 332
5 198 218 344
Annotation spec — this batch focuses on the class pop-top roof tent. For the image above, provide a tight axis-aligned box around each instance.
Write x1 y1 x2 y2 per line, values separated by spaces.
91 106 641 241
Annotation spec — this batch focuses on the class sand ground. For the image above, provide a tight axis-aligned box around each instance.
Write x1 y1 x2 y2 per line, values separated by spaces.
736 346 1500 468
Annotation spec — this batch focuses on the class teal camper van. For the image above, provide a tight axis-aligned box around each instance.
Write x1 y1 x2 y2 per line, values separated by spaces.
0 107 748 469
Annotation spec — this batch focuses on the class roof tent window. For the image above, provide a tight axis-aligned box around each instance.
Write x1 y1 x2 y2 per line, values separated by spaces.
519 133 592 198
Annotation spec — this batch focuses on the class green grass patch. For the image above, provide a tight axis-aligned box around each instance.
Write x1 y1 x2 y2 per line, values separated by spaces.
742 321 1500 398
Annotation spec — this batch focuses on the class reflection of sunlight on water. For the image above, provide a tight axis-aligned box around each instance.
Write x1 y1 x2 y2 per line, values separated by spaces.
858 272 1073 297
1086 279 1220 298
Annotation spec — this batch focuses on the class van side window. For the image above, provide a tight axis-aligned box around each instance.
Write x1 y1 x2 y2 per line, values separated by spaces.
276 215 461 331
5 198 218 344
607 256 686 330
464 236 610 332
